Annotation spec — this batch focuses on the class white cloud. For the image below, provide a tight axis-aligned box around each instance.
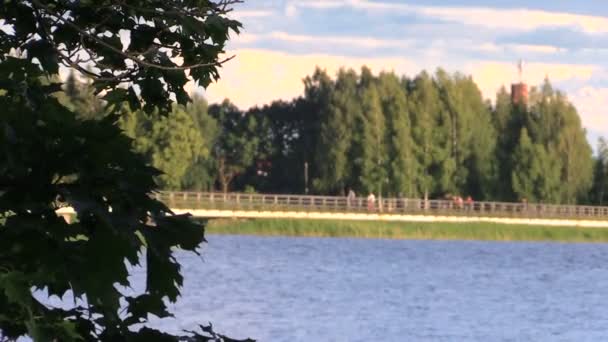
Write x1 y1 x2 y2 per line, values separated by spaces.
230 10 274 20
232 31 418 50
417 6 608 34
265 31 414 49
294 0 608 33
466 60 597 100
197 48 598 110
232 32 562 57
285 3 298 18
571 87 608 136
506 44 562 54
198 48 418 109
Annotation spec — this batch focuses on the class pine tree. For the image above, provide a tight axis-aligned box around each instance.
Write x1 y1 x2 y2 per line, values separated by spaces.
590 138 608 204
357 82 388 195
526 80 593 203
314 69 357 194
512 128 542 201
492 86 518 200
408 71 442 200
377 72 416 197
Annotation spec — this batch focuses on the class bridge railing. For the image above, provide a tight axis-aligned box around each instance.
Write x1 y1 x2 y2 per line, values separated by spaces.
155 191 608 220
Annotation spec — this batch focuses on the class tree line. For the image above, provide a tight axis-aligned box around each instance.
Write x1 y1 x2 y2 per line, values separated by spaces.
62 66 604 205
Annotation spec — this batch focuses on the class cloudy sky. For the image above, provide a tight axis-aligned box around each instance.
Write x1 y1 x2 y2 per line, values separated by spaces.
201 0 608 145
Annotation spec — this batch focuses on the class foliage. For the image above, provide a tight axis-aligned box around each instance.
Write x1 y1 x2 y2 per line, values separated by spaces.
407 71 443 199
590 138 608 205
378 72 415 197
182 98 219 191
59 77 221 192
139 105 205 190
357 81 388 194
313 68 353 194
511 128 559 202
60 66 598 205
59 71 106 120
192 68 592 205
0 0 254 341
209 100 259 193
52 63 594 206
1 0 241 113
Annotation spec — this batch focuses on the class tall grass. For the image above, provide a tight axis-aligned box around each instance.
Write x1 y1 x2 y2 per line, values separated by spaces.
204 218 608 243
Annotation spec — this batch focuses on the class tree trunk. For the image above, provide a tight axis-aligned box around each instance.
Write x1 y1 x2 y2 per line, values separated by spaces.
217 157 230 193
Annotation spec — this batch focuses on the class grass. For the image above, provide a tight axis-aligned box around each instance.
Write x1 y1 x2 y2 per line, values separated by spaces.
204 218 608 243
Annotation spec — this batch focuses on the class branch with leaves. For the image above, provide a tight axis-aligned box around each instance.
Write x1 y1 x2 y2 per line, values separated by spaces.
1 0 242 112
0 1 254 341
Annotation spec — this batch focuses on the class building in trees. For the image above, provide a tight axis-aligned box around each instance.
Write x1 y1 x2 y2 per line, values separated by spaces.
511 60 528 106
511 83 528 105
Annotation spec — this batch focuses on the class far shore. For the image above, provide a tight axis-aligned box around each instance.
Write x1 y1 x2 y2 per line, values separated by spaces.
204 218 608 243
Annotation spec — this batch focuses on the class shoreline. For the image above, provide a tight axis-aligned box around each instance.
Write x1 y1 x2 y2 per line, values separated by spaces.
204 218 608 243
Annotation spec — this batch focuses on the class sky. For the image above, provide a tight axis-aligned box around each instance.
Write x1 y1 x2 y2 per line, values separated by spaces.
197 0 608 145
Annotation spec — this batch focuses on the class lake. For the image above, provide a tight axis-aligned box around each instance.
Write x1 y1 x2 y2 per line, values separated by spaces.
135 235 608 341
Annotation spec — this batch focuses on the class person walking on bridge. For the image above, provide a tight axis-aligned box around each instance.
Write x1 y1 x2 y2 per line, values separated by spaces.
347 188 356 209
367 192 376 212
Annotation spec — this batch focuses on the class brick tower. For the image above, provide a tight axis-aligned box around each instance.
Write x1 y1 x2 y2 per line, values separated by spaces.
511 59 528 105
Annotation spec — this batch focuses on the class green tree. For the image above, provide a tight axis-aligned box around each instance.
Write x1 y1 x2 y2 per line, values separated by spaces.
0 1 251 341
239 101 299 194
209 100 259 193
62 71 105 120
182 97 219 191
526 80 593 203
492 86 520 200
434 69 463 194
555 105 593 203
590 138 608 204
407 71 442 200
511 128 540 201
511 128 561 202
457 75 497 199
138 106 205 190
303 67 333 191
314 68 357 194
377 72 416 197
357 82 388 195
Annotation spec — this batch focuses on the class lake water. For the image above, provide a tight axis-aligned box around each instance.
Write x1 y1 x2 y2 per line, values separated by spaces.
135 235 608 341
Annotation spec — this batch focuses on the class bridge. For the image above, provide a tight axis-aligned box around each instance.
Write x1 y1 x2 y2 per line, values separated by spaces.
155 192 608 228
57 191 608 227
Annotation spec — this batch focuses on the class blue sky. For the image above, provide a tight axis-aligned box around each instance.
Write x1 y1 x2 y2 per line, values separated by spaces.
201 0 608 145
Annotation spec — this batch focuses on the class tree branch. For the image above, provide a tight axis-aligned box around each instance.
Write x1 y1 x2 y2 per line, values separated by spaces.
32 0 237 72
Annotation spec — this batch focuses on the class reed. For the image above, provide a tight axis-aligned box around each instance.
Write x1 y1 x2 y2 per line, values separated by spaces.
204 218 608 243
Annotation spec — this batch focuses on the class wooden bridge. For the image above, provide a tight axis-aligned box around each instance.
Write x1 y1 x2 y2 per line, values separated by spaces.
146 192 608 228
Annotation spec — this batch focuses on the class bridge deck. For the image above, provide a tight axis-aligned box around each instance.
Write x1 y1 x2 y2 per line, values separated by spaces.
55 192 608 228
162 192 608 228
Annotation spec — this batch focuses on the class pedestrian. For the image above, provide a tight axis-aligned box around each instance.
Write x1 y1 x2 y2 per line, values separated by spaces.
456 196 464 209
347 188 356 209
367 192 376 211
466 196 473 210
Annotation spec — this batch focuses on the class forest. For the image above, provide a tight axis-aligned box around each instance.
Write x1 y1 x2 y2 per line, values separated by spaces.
61 66 608 205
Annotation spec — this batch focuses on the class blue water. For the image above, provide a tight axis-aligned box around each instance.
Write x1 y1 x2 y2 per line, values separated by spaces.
135 236 608 341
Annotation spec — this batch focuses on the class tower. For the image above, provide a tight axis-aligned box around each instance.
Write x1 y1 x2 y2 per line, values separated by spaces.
511 59 528 105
